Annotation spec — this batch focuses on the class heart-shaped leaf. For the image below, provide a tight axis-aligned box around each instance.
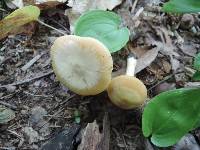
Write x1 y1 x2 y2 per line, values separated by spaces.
162 0 200 13
0 105 15 124
194 53 200 71
0 5 40 40
74 10 129 53
193 71 200 81
142 88 200 147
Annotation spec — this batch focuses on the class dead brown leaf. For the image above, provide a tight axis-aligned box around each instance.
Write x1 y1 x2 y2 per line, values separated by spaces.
0 5 40 40
135 48 159 74
179 43 197 57
0 17 37 40
78 113 110 150
67 0 122 12
65 0 122 31
161 59 171 74
128 43 150 58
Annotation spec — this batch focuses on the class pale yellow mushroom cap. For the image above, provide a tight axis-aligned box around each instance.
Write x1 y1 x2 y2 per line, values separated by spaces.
107 75 147 109
51 35 113 96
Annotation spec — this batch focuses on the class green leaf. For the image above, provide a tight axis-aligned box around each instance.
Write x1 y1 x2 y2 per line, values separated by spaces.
74 10 130 53
194 53 200 71
192 71 200 81
0 5 40 40
0 105 15 124
162 0 200 13
142 88 200 147
74 110 80 124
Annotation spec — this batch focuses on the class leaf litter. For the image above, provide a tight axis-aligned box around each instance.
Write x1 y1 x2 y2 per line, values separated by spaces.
0 0 200 149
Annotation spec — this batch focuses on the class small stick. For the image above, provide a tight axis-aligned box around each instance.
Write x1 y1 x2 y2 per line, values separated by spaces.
127 0 132 5
0 93 16 100
148 74 174 91
131 0 139 13
0 8 7 12
21 52 45 71
132 7 144 20
0 70 53 89
0 101 17 110
23 91 53 98
47 18 70 34
38 108 64 130
7 129 22 139
0 147 15 150
122 135 128 150
37 19 66 35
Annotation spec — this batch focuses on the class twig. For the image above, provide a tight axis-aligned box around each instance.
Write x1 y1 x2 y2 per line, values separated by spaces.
38 95 76 130
0 92 16 100
7 129 22 139
0 70 54 89
0 101 17 110
122 134 128 150
148 74 174 91
21 52 45 71
23 91 53 98
0 57 11 65
131 0 139 13
38 108 64 130
133 7 144 20
37 19 66 35
0 147 15 150
6 129 25 147
127 0 132 6
60 94 76 105
48 18 70 34
0 8 7 12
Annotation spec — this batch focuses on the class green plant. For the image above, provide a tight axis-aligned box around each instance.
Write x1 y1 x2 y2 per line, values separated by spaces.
162 0 200 13
192 53 200 81
142 88 200 147
74 10 130 53
144 2 200 147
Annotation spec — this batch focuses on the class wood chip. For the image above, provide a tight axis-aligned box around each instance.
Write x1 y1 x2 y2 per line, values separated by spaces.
21 52 45 71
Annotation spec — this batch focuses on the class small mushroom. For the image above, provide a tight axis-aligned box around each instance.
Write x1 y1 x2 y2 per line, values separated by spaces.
107 54 147 109
51 35 113 96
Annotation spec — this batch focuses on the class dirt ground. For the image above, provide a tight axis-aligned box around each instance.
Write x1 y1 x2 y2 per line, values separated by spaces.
0 0 200 149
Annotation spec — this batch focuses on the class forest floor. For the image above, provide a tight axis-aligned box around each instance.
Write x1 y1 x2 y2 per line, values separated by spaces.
0 0 200 149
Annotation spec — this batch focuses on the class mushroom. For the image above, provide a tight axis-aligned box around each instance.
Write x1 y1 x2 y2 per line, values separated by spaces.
51 35 113 96
107 54 147 109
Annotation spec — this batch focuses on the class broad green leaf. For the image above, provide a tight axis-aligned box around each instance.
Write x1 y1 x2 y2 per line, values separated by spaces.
74 10 130 53
162 0 200 13
0 5 40 40
0 105 15 124
193 71 200 81
142 88 200 147
194 53 200 71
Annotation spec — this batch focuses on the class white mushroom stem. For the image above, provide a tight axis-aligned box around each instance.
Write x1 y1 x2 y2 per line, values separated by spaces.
125 54 137 76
